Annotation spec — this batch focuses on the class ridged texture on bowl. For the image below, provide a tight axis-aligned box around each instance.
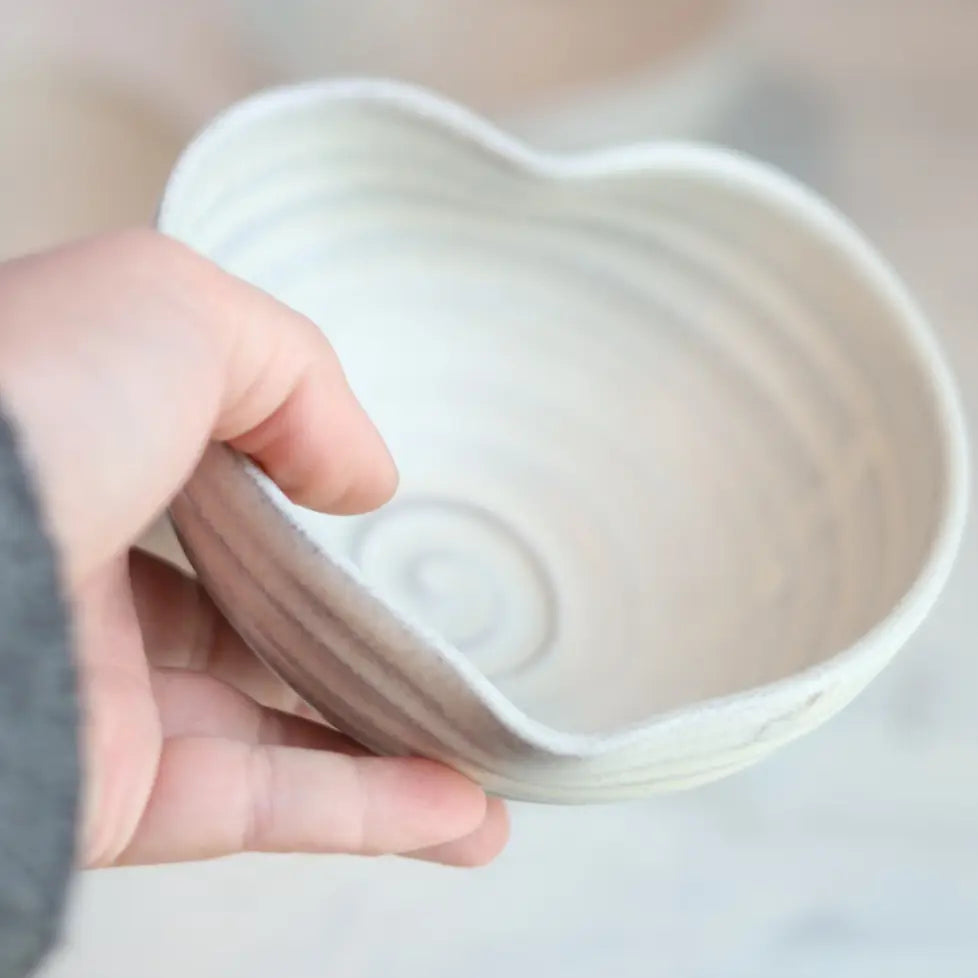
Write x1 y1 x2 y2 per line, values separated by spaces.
160 80 966 802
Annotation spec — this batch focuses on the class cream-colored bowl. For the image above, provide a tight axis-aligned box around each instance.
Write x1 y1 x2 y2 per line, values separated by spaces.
159 80 967 803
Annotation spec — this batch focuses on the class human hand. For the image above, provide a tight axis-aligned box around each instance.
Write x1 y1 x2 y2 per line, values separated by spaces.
0 230 508 868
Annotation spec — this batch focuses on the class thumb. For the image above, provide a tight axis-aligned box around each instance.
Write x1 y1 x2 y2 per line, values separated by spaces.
0 230 396 583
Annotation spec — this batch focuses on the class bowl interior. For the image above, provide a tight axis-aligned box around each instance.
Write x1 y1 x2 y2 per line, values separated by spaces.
161 88 953 735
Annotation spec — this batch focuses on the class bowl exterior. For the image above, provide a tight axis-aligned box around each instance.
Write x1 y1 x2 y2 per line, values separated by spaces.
171 444 888 803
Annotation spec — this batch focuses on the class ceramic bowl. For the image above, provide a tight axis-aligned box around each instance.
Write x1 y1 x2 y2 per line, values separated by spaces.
158 79 967 803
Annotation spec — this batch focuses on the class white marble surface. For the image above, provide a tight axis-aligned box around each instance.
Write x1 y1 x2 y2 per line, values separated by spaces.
1 1 975 974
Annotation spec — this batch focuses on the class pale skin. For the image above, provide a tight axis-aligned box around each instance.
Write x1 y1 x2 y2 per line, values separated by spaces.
0 230 509 868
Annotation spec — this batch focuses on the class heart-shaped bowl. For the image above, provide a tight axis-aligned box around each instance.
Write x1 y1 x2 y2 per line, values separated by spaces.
158 79 967 803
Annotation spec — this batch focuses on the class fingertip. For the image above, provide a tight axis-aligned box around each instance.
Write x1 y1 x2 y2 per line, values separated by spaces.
283 375 399 515
332 755 492 858
407 797 511 868
325 434 399 515
231 373 398 516
381 757 489 841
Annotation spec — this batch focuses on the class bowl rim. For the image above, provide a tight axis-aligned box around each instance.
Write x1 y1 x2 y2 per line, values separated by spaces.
158 77 969 758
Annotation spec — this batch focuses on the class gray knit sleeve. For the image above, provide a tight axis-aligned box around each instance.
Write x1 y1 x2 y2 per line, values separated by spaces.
0 410 79 977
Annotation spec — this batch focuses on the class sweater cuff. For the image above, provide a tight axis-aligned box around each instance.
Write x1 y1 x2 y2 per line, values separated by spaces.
0 409 79 977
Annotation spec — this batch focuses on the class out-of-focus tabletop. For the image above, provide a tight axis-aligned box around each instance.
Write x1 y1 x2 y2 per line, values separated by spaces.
2 1 976 975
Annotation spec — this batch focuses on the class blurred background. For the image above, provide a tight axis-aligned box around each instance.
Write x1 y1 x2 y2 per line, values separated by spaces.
2 0 977 974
